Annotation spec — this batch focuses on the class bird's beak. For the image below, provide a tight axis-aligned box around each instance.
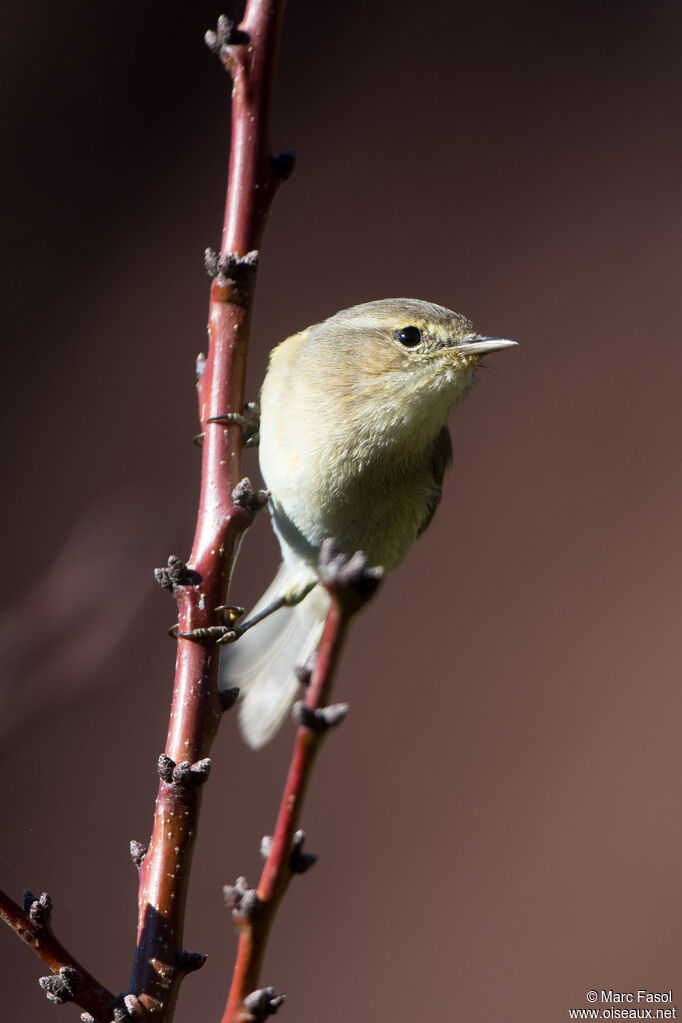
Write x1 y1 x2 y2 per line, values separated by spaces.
458 336 518 355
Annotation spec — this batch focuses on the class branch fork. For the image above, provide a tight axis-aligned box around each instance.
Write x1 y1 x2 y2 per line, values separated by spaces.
0 886 118 1019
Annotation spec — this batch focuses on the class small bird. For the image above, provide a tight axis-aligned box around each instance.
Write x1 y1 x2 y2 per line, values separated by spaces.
220 298 516 748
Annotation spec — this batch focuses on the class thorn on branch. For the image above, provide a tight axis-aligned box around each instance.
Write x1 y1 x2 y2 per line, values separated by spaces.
154 555 201 592
272 150 297 180
204 14 248 55
196 352 207 381
39 966 80 1004
178 950 208 974
292 701 349 735
289 830 318 874
232 477 270 519
220 686 240 712
318 539 384 613
243 987 286 1020
129 840 148 868
223 877 260 921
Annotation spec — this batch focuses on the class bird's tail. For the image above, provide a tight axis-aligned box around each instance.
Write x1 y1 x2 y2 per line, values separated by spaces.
219 563 330 749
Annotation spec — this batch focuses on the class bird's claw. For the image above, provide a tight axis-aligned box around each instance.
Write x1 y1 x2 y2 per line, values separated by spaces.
215 604 245 625
168 623 242 645
192 403 260 448
208 402 260 446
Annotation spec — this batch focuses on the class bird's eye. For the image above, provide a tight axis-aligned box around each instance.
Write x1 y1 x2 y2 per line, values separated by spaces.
396 325 422 347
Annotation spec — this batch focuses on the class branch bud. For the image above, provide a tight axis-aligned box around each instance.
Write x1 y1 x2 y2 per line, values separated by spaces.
178 950 208 974
30 892 52 926
157 754 175 783
39 967 80 1004
129 840 148 867
272 150 296 180
154 555 201 592
243 987 286 1020
204 14 247 54
220 686 240 712
260 835 273 859
318 540 383 614
292 701 349 735
123 994 144 1018
290 830 318 874
223 877 260 921
293 658 315 687
231 477 270 522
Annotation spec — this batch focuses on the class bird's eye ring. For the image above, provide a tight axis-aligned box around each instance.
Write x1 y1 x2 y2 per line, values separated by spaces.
396 325 422 347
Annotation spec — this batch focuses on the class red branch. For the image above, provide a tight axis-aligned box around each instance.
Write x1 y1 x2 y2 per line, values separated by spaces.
0 888 117 1019
221 549 383 1023
128 2 287 1018
0 5 286 1017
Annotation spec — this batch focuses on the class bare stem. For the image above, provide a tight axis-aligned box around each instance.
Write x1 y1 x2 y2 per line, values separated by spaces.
128 2 287 1018
221 545 383 1023
0 888 117 1019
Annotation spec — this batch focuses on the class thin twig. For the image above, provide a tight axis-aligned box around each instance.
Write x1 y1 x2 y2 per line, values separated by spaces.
0 887 117 1019
221 543 383 1023
128 2 288 1018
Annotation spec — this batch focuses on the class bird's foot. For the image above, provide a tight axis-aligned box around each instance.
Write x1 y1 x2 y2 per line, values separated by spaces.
193 401 260 447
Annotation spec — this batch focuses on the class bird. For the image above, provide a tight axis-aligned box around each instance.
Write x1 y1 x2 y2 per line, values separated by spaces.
219 298 516 748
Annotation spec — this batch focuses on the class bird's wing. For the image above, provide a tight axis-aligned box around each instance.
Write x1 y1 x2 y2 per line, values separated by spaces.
417 425 452 537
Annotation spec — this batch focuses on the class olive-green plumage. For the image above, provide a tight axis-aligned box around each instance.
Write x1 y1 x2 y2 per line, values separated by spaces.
219 298 516 747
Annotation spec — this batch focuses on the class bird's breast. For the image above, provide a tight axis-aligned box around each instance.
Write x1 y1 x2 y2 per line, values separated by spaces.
260 414 439 572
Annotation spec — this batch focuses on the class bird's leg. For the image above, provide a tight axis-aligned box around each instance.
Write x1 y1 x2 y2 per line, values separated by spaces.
170 569 316 645
224 579 316 643
169 579 315 646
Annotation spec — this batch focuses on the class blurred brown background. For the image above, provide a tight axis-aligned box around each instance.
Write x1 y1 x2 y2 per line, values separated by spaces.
1 1 680 1020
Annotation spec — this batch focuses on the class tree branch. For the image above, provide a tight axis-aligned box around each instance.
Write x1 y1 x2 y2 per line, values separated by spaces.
128 3 288 1018
221 543 383 1023
0 888 117 1019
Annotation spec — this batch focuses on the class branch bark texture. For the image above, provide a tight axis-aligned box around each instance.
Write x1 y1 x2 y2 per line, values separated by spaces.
129 3 287 1018
221 545 383 1023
